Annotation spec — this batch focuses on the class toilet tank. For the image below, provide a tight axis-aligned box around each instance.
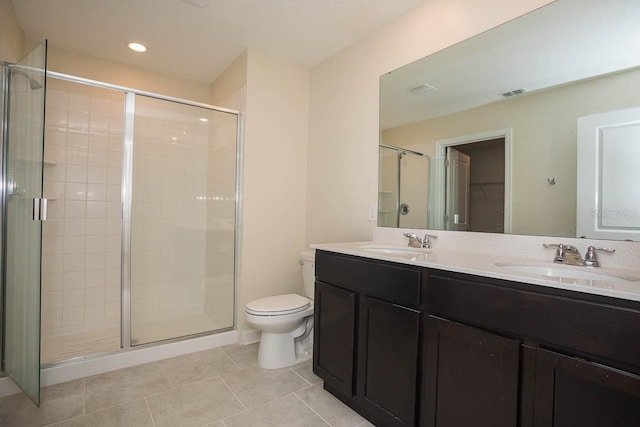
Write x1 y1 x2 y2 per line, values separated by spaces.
300 250 316 299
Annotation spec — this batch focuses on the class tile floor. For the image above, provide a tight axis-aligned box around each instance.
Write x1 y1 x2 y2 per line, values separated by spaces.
0 343 374 427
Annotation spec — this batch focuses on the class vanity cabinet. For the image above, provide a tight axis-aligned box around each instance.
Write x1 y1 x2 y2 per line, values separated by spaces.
423 316 521 427
313 249 640 426
313 281 356 397
313 250 425 426
424 270 640 427
532 347 640 427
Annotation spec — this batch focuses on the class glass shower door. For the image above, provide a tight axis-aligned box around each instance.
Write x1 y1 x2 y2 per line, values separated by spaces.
129 95 237 345
3 41 47 405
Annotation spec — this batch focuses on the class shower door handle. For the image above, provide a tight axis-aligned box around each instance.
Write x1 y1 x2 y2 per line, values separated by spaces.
32 198 48 221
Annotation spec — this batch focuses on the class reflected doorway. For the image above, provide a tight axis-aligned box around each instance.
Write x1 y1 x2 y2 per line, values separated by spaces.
435 130 512 233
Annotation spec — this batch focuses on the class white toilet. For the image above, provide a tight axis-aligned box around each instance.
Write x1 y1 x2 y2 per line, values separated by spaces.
245 250 316 369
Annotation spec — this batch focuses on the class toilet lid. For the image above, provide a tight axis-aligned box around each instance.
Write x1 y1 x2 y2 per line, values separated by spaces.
246 294 311 316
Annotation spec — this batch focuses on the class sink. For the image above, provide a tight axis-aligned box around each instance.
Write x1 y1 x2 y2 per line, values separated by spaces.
360 245 430 256
494 262 640 282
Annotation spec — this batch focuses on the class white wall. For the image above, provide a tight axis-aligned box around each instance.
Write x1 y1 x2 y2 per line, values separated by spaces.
306 0 554 245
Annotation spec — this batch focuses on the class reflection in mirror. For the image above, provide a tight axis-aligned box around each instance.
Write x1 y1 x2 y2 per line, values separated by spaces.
378 0 640 240
378 145 430 229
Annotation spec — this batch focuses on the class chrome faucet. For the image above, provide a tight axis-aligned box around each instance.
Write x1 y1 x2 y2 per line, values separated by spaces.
543 243 615 267
403 232 437 249
543 243 585 266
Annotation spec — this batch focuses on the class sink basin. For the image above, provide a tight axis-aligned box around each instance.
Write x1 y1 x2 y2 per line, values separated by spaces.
360 245 430 256
494 262 640 282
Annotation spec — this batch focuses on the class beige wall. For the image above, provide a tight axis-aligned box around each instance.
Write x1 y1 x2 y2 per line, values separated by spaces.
46 46 211 104
381 67 640 237
0 0 24 62
210 51 247 112
211 49 310 335
238 48 310 334
306 0 554 245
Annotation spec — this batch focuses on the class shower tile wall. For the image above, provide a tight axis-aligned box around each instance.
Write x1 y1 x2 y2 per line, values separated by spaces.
41 80 124 363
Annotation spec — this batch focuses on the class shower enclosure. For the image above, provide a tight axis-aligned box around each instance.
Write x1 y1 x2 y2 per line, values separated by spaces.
1 42 240 405
378 144 430 228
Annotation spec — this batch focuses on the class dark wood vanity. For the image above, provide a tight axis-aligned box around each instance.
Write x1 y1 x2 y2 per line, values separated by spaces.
313 250 640 427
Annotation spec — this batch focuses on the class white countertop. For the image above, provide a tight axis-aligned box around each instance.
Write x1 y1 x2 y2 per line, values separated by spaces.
310 241 640 302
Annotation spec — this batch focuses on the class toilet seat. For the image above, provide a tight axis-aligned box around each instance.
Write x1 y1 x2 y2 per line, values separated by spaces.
246 294 311 316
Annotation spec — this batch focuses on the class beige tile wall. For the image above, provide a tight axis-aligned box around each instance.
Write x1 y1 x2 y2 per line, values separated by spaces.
41 79 124 360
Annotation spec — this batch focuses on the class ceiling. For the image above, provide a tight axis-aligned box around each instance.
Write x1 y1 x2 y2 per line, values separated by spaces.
11 0 423 84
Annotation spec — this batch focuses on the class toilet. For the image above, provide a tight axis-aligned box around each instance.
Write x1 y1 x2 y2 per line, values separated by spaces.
245 250 316 369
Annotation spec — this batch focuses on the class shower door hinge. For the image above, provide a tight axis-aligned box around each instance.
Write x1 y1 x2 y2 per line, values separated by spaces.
32 198 48 221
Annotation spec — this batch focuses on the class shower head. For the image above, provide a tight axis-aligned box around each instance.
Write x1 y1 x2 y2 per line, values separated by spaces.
10 68 43 90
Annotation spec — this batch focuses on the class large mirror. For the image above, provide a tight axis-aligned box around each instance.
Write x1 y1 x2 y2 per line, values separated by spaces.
379 0 640 240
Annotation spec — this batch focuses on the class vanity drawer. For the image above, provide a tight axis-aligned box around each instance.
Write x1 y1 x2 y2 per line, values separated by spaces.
427 271 640 373
315 250 422 308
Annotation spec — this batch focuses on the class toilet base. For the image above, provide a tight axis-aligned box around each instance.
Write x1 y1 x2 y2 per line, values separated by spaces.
257 321 313 369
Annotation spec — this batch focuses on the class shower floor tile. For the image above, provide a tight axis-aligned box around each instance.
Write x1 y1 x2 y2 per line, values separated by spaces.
131 313 229 346
0 345 370 427
41 327 120 364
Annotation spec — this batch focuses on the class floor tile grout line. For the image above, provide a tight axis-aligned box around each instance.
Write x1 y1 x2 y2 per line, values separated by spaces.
218 375 249 412
289 365 314 387
144 396 157 427
43 412 87 427
292 390 333 426
74 396 152 419
82 377 86 416
220 344 260 371
158 358 173 389
219 346 244 371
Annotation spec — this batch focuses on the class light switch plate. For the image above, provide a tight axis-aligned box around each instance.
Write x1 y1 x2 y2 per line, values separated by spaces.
368 203 377 222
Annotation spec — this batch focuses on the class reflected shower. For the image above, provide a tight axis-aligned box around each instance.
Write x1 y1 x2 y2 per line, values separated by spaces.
378 144 430 228
2 62 43 90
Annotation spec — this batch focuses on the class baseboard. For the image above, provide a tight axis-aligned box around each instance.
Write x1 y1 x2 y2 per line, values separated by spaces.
240 328 261 345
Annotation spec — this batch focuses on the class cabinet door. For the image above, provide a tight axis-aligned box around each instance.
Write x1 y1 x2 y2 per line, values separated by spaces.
356 296 420 426
423 316 520 427
313 281 357 397
533 348 640 427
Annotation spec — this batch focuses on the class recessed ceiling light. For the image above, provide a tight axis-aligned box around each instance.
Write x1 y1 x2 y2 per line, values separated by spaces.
182 0 210 8
128 42 147 53
199 118 209 122
407 84 437 95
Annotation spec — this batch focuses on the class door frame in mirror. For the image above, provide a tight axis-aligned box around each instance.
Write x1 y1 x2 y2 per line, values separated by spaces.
434 128 512 233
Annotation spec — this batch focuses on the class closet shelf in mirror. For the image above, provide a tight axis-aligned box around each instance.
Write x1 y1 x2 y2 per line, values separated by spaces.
471 182 505 202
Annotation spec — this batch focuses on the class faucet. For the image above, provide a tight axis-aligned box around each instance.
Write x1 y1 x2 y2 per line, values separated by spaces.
543 243 585 266
403 232 437 249
543 243 616 267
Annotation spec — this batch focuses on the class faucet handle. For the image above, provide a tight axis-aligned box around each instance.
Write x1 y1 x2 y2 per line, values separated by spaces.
423 234 437 249
584 246 615 267
543 243 566 262
586 246 615 254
